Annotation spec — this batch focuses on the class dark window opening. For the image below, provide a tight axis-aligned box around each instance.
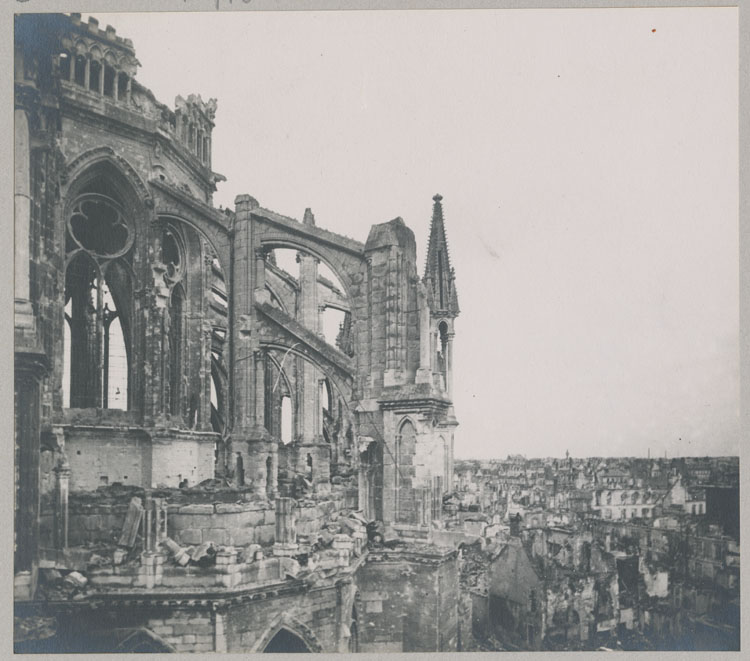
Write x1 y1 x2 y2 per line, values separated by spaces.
349 621 359 653
306 453 313 481
161 229 181 280
117 72 128 101
89 60 101 92
169 285 184 419
59 52 71 80
103 64 115 97
437 321 449 390
266 456 274 498
263 628 311 653
74 55 86 86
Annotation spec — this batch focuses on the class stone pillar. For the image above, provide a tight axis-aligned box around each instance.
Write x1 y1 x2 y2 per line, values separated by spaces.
199 319 213 432
141 259 171 426
273 497 298 556
317 304 326 339
14 351 48 600
231 194 260 434
125 75 132 104
83 57 90 89
254 247 270 305
14 108 35 332
415 286 432 384
383 247 400 386
297 251 320 443
98 62 105 95
53 454 71 550
213 609 227 653
230 195 275 489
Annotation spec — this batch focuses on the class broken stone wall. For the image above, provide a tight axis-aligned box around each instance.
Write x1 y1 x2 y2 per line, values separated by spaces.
356 547 459 652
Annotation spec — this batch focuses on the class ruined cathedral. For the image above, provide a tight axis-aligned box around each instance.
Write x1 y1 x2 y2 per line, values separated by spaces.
14 14 463 653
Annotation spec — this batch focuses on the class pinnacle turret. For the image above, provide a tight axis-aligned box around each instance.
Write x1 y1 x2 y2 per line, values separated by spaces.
423 194 459 316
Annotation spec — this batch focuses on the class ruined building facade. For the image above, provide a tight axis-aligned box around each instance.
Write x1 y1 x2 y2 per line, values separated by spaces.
14 14 462 653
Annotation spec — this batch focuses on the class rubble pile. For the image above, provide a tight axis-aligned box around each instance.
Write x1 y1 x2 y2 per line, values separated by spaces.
14 614 56 644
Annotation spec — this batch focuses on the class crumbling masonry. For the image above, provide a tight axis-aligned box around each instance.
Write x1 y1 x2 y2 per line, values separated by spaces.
14 13 462 653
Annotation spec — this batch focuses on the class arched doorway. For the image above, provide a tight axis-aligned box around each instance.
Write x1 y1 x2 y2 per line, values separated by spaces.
263 628 311 653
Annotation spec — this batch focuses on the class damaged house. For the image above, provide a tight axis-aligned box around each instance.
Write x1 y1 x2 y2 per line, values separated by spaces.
14 13 461 653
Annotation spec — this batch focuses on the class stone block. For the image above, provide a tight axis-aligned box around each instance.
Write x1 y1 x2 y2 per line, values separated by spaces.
151 625 174 636
179 504 215 515
179 528 202 545
215 503 245 513
206 528 229 545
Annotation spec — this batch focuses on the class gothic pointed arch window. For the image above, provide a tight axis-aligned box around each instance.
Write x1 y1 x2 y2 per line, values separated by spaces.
396 419 417 522
63 176 134 410
437 321 449 390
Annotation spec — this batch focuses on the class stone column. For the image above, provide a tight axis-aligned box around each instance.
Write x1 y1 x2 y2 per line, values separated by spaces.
317 304 326 340
14 351 49 600
383 247 400 386
83 57 90 89
199 319 214 432
273 497 298 556
98 62 105 95
231 195 273 490
53 454 71 550
297 252 320 443
213 608 227 653
415 285 432 384
254 247 270 305
141 255 171 426
14 108 35 332
231 194 259 434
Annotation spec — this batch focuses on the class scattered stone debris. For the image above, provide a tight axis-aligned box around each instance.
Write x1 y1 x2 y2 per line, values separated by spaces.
63 571 88 589
188 541 218 567
118 497 143 548
14 615 56 644
161 537 190 566
112 547 128 566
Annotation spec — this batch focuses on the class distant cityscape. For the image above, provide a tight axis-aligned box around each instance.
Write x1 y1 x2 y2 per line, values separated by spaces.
447 453 739 651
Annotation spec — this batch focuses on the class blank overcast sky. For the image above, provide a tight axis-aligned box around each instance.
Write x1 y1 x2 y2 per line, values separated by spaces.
92 8 739 459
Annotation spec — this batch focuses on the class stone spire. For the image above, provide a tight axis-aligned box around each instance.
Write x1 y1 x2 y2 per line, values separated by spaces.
423 194 459 316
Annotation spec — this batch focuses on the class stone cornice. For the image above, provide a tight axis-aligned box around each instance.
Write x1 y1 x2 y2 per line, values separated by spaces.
59 83 218 193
